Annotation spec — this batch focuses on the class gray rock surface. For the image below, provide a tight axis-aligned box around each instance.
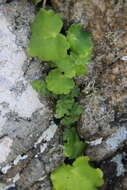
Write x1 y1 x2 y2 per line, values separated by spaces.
0 0 6 4
51 0 127 163
0 1 64 189
86 126 127 161
0 0 127 189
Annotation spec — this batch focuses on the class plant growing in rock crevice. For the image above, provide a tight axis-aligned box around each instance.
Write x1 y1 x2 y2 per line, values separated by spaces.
28 8 93 95
28 6 104 190
28 8 93 128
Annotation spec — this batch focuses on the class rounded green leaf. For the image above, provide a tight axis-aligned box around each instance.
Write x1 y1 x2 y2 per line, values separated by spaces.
51 156 104 190
67 24 93 59
70 52 89 76
60 116 77 126
56 56 76 78
46 69 75 94
51 164 72 190
73 157 104 187
28 34 69 62
63 128 86 159
69 87 80 98
55 98 74 118
31 8 63 38
28 8 69 62
32 80 51 96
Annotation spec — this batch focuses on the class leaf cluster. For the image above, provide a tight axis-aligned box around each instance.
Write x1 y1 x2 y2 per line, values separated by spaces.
29 8 90 162
55 96 83 126
29 8 104 190
55 86 83 126
28 8 93 95
63 128 86 159
51 156 104 190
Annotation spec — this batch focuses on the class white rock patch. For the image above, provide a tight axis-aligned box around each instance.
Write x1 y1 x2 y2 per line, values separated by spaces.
0 13 25 85
34 122 58 148
14 85 43 118
0 137 13 164
13 154 28 165
86 137 103 146
1 164 11 174
12 173 20 183
0 12 43 132
106 126 127 150
121 56 127 61
0 9 45 164
112 154 125 177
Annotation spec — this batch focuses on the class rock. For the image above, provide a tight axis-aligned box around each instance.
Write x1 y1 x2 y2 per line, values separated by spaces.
111 154 126 177
0 0 6 4
0 1 64 189
1 0 126 189
16 123 64 189
51 0 127 162
0 0 49 167
86 126 127 161
78 93 115 140
99 151 127 190
51 0 89 27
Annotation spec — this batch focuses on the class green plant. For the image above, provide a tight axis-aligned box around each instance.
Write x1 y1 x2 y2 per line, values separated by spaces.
51 156 104 190
55 96 83 126
28 8 93 95
63 128 86 159
28 7 104 190
46 69 75 94
32 80 51 96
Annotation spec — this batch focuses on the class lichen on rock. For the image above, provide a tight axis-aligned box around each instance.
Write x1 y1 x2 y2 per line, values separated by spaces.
0 1 64 189
51 1 127 189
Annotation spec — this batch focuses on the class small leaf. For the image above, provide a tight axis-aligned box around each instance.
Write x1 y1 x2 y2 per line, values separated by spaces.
60 115 80 126
60 103 83 126
32 80 51 96
69 50 89 76
28 8 69 62
55 98 75 118
56 56 76 78
67 24 93 59
51 156 104 190
75 64 88 76
73 157 104 187
69 87 80 98
29 33 69 62
30 8 63 38
71 103 83 116
46 69 75 94
64 128 86 159
60 116 78 126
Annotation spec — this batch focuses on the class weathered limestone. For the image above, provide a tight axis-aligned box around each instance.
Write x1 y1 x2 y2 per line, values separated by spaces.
0 0 50 167
0 1 64 189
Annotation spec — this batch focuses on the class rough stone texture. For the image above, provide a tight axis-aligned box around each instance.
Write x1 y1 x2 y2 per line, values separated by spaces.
51 0 127 189
0 0 48 166
0 0 127 190
100 149 127 190
51 0 127 159
86 126 127 161
0 0 6 4
79 93 115 140
0 1 64 189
